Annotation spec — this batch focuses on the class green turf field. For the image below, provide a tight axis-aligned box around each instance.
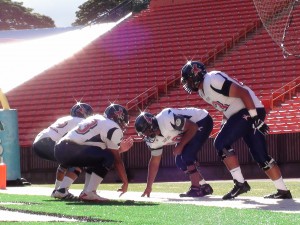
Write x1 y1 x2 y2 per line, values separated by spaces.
1 180 299 225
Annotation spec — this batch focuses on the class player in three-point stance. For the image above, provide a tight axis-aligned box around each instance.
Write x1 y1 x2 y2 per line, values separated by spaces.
32 102 94 199
181 61 292 199
54 104 133 202
135 107 214 197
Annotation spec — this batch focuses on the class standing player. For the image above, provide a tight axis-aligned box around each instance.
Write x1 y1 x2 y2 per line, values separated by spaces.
134 107 214 197
180 61 292 199
54 104 133 202
32 102 94 199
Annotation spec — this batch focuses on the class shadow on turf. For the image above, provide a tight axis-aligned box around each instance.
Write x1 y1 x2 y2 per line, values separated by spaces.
241 198 300 213
164 196 300 213
45 199 158 206
0 206 121 223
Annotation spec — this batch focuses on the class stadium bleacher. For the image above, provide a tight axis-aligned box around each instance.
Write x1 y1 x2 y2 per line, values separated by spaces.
4 0 300 147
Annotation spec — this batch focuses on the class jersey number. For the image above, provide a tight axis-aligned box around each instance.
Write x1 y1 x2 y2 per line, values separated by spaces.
75 119 97 135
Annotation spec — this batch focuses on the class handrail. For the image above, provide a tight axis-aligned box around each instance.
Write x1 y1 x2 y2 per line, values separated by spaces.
270 76 300 109
126 86 158 111
125 20 261 113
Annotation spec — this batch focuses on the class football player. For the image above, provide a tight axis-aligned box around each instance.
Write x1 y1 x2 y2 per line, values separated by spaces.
135 107 214 197
54 104 133 202
181 61 292 199
32 102 94 199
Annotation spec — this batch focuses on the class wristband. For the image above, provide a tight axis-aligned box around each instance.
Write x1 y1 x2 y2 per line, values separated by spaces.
248 109 258 118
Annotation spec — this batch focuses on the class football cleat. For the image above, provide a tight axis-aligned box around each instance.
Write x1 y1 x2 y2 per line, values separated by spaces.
79 190 109 202
222 180 251 200
264 189 292 199
51 189 56 198
200 183 214 196
53 188 78 200
179 184 213 197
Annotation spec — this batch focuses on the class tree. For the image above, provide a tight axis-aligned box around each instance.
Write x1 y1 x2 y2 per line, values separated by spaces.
73 0 124 26
0 0 55 30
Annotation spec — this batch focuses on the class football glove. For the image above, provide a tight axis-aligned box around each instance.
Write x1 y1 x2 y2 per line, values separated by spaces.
252 116 269 135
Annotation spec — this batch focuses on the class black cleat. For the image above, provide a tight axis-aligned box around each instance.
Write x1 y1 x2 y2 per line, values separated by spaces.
264 189 292 199
200 184 213 196
179 184 213 197
53 188 78 200
222 179 251 200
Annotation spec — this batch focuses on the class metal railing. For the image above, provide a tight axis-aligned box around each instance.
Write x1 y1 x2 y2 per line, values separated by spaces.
270 76 300 109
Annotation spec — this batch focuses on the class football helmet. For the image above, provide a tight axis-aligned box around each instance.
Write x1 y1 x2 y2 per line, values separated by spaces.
181 61 207 94
134 112 159 143
70 102 94 118
104 104 129 131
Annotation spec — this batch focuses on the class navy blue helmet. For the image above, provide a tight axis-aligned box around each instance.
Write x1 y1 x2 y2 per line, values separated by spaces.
104 104 129 131
135 112 159 143
70 103 93 118
181 61 207 94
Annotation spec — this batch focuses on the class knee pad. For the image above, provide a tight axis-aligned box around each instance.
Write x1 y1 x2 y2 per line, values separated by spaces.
259 158 277 171
90 166 110 178
219 147 236 160
67 167 82 177
184 164 198 175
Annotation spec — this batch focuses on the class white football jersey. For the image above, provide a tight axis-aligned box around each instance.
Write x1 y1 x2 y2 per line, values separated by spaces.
34 116 84 142
146 108 208 156
198 71 263 118
60 114 123 150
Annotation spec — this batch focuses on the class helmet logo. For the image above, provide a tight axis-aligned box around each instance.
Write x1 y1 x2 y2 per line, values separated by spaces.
144 114 153 124
192 64 201 76
78 107 86 116
114 108 124 119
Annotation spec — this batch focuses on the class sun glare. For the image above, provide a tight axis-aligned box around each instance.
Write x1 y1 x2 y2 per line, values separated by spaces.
0 13 132 93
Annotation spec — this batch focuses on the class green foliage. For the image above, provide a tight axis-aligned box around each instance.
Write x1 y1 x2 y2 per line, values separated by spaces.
0 0 55 30
73 0 123 26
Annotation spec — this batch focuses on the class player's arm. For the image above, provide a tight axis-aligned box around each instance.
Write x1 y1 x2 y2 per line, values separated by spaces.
229 82 256 110
228 81 269 134
142 154 162 197
109 149 128 195
173 119 198 155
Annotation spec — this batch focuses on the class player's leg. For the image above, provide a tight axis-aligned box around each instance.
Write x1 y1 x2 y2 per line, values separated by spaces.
53 167 82 200
32 137 62 197
214 109 251 200
77 149 114 202
244 131 292 199
177 116 213 197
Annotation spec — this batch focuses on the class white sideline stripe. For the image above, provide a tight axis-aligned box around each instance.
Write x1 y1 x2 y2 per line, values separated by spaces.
0 209 78 222
0 185 299 221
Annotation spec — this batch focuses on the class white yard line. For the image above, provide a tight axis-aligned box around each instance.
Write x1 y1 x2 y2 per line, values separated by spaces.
0 186 299 222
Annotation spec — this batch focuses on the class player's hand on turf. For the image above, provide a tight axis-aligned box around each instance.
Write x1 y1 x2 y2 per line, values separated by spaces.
252 116 269 135
118 182 128 197
141 187 152 197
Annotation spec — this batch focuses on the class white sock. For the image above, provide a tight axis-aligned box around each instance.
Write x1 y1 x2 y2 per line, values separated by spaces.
83 172 92 192
54 180 61 190
199 179 206 185
230 167 245 183
59 176 74 189
273 177 288 191
86 172 103 193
